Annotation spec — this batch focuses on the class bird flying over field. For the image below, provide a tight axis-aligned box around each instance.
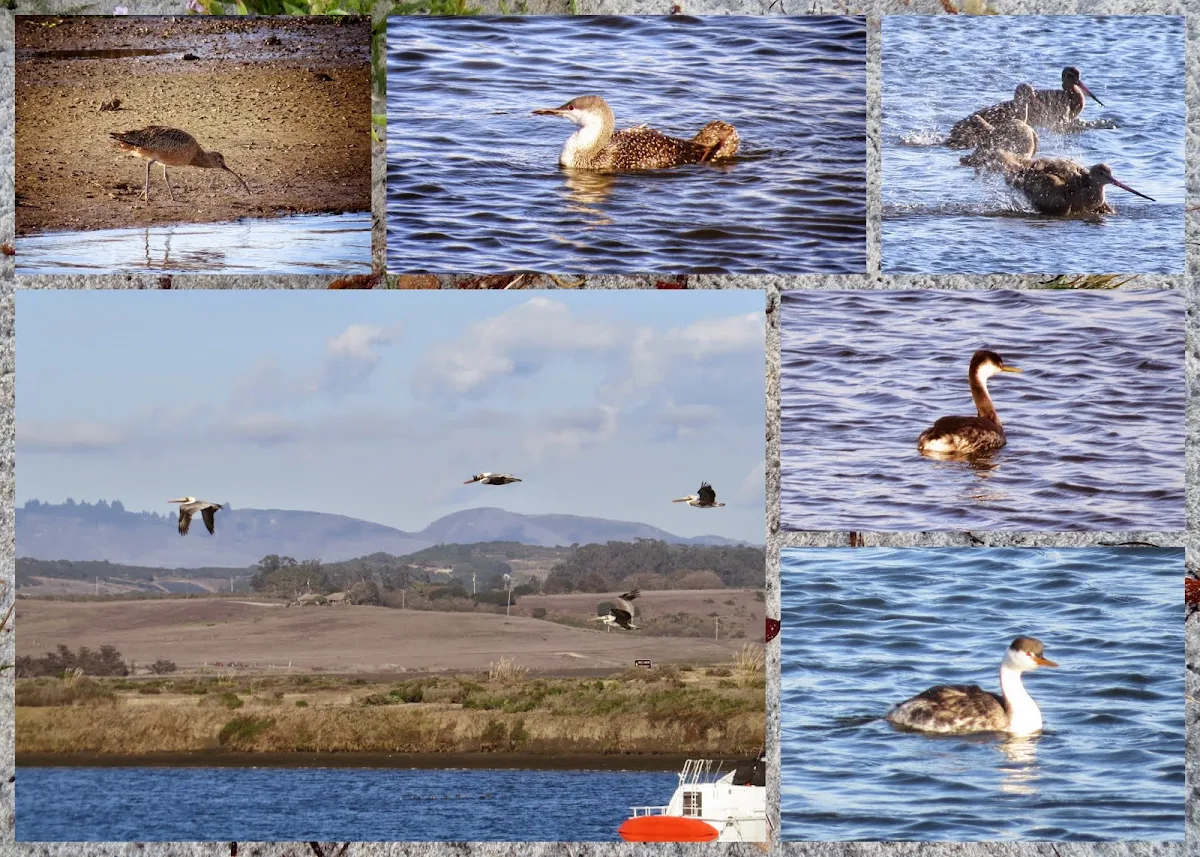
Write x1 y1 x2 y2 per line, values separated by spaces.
590 589 640 632
672 482 725 508
169 497 222 535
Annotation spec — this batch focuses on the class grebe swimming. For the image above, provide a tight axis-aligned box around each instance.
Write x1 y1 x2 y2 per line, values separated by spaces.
917 349 1022 457
886 636 1058 736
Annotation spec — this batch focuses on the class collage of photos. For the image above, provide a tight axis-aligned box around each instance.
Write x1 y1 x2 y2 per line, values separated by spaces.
0 2 1193 855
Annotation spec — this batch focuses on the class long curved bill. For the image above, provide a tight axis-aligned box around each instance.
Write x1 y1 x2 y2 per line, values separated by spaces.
224 165 252 195
1033 654 1058 667
1111 177 1156 201
1077 81 1104 107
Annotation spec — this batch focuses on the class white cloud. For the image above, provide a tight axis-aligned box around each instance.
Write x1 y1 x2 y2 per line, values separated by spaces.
735 459 766 505
416 298 624 397
18 419 127 453
524 405 620 463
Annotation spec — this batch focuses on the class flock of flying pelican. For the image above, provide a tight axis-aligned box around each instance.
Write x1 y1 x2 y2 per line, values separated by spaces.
946 65 1155 216
168 476 724 633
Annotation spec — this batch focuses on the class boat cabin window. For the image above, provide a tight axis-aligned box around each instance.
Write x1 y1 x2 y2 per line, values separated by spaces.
683 791 702 816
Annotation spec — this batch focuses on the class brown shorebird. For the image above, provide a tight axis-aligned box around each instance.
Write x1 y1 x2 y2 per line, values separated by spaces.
947 84 1041 149
1028 66 1103 130
958 113 1039 169
110 126 251 202
991 152 1155 215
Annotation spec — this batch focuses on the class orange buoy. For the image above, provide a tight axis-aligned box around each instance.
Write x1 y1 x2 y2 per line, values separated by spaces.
618 815 720 842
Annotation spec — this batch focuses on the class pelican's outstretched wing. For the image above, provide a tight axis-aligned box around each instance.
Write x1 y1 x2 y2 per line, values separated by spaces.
616 589 640 616
201 504 220 534
178 508 194 535
697 483 716 506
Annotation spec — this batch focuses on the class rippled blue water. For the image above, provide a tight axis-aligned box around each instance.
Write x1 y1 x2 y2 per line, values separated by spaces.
15 213 371 275
780 289 1185 532
882 16 1185 274
17 766 676 841
387 16 866 274
780 547 1183 841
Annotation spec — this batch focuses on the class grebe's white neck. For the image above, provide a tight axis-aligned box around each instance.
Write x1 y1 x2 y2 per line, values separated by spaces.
999 648 1042 735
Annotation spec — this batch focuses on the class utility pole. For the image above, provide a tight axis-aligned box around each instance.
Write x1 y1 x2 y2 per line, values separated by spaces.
95 577 99 597
504 573 512 618
715 616 720 641
472 572 476 595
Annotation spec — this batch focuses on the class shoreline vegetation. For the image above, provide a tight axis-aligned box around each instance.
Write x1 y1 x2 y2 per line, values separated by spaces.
16 655 766 764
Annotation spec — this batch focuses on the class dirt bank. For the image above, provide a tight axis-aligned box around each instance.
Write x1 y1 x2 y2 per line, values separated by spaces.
15 16 371 236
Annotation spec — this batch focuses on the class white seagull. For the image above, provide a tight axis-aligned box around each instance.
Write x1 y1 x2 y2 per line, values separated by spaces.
168 497 223 536
672 482 725 508
589 589 640 632
464 473 523 485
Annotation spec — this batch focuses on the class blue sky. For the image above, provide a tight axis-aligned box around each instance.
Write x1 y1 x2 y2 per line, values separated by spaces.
17 291 766 543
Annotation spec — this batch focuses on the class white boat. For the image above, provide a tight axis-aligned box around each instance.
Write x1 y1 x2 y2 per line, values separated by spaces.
618 756 767 842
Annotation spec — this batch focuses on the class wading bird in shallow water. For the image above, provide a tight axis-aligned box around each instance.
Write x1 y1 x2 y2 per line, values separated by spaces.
1029 66 1104 130
169 497 223 535
464 473 522 485
947 83 1041 150
532 95 739 172
958 113 1039 169
886 637 1058 736
589 589 640 632
991 153 1155 215
917 349 1023 458
110 126 252 202
673 482 725 508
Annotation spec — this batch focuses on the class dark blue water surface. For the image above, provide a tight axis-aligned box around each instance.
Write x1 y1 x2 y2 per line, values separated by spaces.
18 766 676 841
882 16 1185 274
387 15 866 274
780 289 1185 532
780 547 1183 841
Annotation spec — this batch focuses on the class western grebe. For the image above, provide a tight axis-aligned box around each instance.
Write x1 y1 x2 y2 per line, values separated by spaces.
917 349 1022 457
886 636 1058 736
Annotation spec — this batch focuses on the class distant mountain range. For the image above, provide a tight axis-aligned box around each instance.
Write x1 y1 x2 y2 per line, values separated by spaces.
16 501 752 568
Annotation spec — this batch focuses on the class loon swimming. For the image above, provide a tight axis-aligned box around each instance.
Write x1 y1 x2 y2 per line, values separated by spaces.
533 95 739 172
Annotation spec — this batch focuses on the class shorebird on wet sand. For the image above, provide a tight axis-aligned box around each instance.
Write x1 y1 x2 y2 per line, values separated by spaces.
1029 66 1103 130
110 126 252 202
947 84 1041 150
958 114 1039 169
991 152 1155 215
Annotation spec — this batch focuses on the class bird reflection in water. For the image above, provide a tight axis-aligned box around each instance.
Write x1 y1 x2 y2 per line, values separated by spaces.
996 736 1041 797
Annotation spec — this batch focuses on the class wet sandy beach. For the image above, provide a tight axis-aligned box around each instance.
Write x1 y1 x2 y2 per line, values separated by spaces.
15 16 371 237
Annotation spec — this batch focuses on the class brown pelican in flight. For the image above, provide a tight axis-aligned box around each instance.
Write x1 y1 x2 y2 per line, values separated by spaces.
169 497 223 535
464 473 522 485
672 482 725 508
589 589 640 632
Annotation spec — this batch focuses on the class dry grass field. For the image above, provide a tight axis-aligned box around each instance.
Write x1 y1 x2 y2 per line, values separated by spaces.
17 591 762 675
